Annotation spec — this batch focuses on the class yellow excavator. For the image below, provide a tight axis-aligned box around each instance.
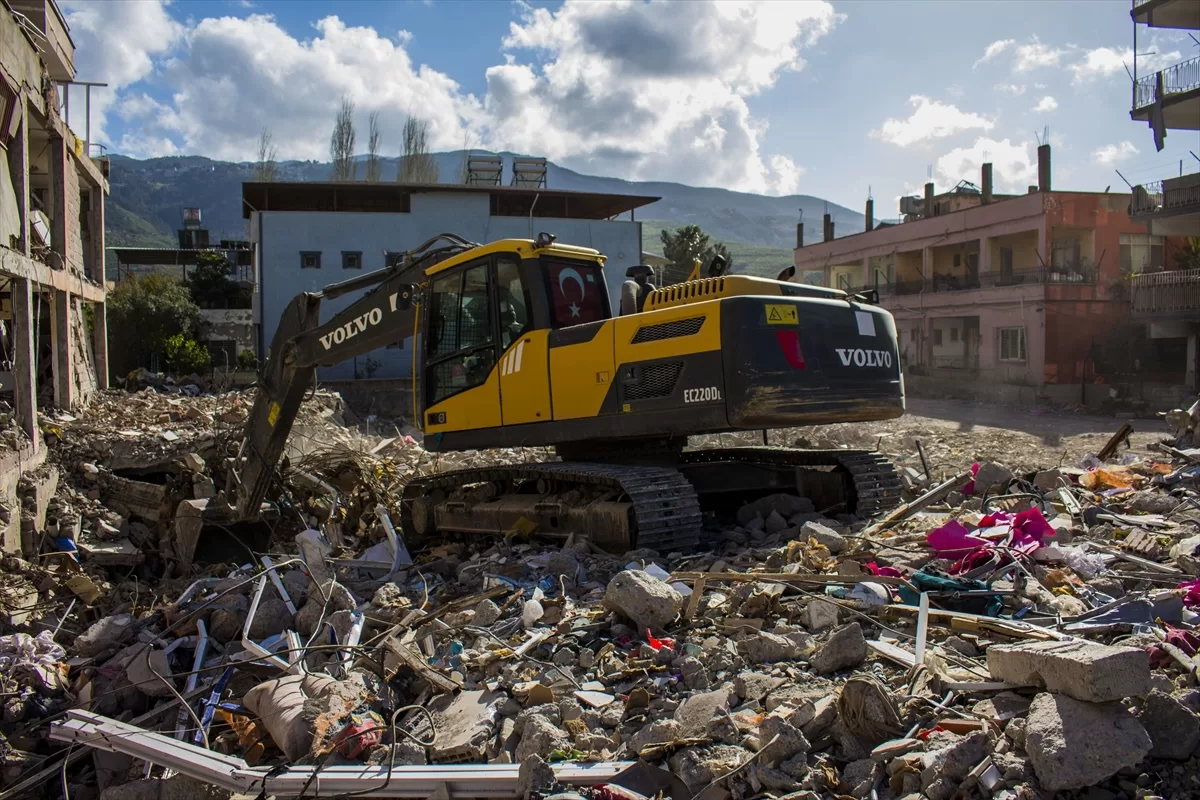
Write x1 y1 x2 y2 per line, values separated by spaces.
232 233 904 552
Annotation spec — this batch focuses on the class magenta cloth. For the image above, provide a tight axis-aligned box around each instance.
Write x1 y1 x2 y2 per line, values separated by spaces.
863 561 903 578
1179 579 1200 609
1148 625 1200 668
1011 508 1054 549
962 462 981 496
927 519 989 557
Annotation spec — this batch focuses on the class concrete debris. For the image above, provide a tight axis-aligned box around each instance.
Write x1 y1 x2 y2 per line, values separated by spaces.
1025 692 1152 790
7 384 1200 800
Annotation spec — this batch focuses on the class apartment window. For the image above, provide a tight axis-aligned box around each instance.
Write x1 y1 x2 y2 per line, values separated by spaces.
953 253 961 268
999 327 1026 362
1119 233 1165 273
933 329 943 347
0 76 17 147
949 327 959 343
342 251 362 270
1051 236 1081 269
300 251 321 269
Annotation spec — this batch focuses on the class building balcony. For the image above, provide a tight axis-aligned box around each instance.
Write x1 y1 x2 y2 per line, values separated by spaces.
8 0 74 82
851 265 1096 299
1130 268 1200 321
1131 54 1200 131
1132 0 1200 30
1130 173 1200 234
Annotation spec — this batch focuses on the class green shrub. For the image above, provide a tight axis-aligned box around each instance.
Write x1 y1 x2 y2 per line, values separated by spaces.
164 334 212 375
237 348 257 370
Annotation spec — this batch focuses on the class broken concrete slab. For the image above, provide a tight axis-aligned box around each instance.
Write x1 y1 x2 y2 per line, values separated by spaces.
602 569 682 631
799 521 846 554
1137 690 1200 761
674 687 732 738
428 690 506 763
1025 692 1151 791
736 494 815 526
810 622 868 675
734 671 786 702
987 640 1151 703
738 630 812 664
74 613 138 658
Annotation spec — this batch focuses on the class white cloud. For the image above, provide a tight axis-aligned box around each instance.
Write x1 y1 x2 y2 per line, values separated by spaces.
996 83 1026 96
1069 45 1181 83
1032 96 1058 113
96 0 838 195
936 137 1037 192
1014 37 1065 72
1092 141 1138 165
974 39 1014 69
60 0 184 141
870 96 994 148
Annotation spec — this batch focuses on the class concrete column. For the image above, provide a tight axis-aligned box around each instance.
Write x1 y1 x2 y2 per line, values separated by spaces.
49 136 68 271
1187 332 1198 392
922 314 934 369
10 279 40 453
51 289 75 409
979 237 992 276
7 96 30 256
860 257 870 287
92 301 109 390
921 247 932 283
90 185 105 282
1037 223 1049 269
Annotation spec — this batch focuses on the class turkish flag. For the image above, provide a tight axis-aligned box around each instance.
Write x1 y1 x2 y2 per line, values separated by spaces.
546 261 605 325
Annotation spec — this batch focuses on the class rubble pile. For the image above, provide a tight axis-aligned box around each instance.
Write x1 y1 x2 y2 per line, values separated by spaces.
0 387 1199 800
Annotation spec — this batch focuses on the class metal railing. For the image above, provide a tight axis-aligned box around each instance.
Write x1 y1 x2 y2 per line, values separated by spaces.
848 265 1096 297
1134 54 1200 109
1130 268 1200 317
1130 173 1200 216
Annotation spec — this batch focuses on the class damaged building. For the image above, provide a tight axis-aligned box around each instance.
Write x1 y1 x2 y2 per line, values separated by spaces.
1 0 109 537
793 145 1198 408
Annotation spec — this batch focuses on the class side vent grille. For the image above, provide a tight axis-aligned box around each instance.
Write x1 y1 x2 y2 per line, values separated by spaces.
630 316 704 344
647 277 726 309
622 361 684 401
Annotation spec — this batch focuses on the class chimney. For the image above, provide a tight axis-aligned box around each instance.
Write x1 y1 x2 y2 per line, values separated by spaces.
796 223 804 248
1037 144 1051 192
924 182 935 218
865 199 874 232
981 163 993 205
822 213 833 243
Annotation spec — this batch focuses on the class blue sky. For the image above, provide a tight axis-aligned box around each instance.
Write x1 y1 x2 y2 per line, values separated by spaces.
61 0 1199 214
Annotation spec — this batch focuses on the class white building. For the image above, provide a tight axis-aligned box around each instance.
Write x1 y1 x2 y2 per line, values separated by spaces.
244 182 657 381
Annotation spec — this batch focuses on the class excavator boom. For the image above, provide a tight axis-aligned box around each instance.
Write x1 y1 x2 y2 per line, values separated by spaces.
233 234 476 519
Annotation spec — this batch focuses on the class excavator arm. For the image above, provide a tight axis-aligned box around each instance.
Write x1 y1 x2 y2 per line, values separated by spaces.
233 234 477 519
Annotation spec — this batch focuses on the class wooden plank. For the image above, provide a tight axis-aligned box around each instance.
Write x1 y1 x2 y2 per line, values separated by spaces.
882 604 1069 641
384 639 461 694
684 575 706 620
859 470 973 538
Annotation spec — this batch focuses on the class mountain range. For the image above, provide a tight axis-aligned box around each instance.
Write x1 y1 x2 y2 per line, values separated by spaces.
105 151 867 276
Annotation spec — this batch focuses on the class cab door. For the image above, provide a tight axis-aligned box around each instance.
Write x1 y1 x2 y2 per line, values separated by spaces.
422 259 502 434
497 254 551 425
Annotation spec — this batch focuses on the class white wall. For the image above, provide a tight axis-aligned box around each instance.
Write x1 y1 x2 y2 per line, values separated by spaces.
257 192 643 380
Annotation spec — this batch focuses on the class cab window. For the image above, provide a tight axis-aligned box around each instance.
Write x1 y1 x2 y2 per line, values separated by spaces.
545 259 608 327
496 256 531 349
427 262 495 404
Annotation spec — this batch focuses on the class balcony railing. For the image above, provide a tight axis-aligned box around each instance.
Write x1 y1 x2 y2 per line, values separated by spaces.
851 265 1095 298
1130 173 1200 216
1130 268 1200 317
1134 54 1200 109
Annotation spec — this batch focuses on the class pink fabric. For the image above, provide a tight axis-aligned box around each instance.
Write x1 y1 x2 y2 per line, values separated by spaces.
927 508 1051 575
962 462 981 496
863 562 903 578
1179 579 1200 609
927 519 989 557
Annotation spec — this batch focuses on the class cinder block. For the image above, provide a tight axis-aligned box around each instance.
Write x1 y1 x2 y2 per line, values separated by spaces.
988 640 1151 703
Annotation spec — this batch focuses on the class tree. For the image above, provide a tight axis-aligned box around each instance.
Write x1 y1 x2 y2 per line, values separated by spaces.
660 225 732 285
397 116 438 183
108 273 204 376
254 127 278 181
366 111 383 182
1173 237 1200 271
330 95 357 181
188 251 241 309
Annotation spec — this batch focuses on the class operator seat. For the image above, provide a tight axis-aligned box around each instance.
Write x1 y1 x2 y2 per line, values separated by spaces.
620 265 656 316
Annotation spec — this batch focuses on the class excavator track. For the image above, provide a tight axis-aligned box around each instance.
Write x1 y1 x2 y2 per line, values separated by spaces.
400 462 703 554
680 447 903 518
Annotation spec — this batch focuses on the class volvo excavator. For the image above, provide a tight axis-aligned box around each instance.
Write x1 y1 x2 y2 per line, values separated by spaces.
229 232 905 553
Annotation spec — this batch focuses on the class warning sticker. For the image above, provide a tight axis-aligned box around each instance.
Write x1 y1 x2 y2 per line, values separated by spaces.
765 304 798 325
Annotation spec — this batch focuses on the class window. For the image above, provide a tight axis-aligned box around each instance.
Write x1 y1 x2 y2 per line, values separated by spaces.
545 259 608 327
1119 233 1166 273
342 251 362 270
999 327 1026 362
910 329 919 342
953 253 961 267
1000 247 1014 276
0 75 17 148
496 256 531 349
933 328 943 347
1051 236 1081 269
427 262 494 404
949 326 959 343
300 251 321 269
